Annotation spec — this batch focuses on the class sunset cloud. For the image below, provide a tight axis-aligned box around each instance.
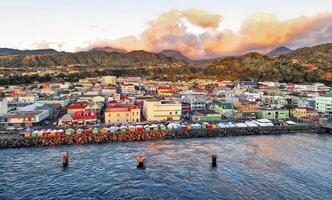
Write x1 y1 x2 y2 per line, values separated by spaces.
81 9 332 59
31 40 64 50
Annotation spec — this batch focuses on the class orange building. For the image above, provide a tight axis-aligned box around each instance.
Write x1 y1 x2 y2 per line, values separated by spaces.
156 85 176 96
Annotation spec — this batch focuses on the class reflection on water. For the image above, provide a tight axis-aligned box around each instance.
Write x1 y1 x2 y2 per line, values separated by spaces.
1 133 332 200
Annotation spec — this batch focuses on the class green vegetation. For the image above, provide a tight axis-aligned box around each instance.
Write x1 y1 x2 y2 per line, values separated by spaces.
0 43 331 85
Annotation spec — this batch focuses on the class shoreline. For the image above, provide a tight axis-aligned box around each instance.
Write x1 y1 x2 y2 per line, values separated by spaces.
0 124 327 149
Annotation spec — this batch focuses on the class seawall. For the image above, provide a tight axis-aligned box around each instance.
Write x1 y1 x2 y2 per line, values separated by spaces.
0 124 325 149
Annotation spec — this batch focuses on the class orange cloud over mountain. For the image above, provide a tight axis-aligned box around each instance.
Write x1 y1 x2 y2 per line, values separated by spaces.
81 9 332 59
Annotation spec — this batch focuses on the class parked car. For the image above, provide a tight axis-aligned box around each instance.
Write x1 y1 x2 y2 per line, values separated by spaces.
6 127 16 130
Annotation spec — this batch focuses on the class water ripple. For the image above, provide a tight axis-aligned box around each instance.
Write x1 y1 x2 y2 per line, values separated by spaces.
1 133 332 199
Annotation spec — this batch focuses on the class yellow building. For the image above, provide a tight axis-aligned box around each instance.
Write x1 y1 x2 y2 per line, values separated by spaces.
104 105 140 124
290 107 319 119
101 76 117 85
143 100 182 121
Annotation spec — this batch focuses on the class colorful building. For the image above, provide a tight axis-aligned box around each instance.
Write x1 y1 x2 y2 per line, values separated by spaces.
156 85 176 96
104 105 140 124
191 110 221 122
257 109 289 120
67 102 89 114
120 83 136 94
234 104 258 119
209 101 234 116
58 110 98 126
290 107 319 120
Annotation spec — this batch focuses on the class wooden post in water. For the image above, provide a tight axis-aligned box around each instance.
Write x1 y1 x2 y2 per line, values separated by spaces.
62 152 69 167
136 154 145 169
211 155 217 167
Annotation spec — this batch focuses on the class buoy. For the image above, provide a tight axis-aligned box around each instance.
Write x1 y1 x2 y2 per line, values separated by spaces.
211 155 217 167
62 152 69 167
136 154 145 169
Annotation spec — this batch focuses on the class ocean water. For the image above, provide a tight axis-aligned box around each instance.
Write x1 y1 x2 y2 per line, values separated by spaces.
1 133 332 200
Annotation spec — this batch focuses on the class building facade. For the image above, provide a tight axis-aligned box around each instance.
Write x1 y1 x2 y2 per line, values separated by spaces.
143 100 182 121
0 98 8 116
315 92 332 116
290 107 319 120
257 109 289 120
101 76 117 85
120 83 136 94
104 105 140 124
182 96 206 111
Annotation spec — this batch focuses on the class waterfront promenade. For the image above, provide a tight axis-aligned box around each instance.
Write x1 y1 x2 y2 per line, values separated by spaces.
0 124 324 149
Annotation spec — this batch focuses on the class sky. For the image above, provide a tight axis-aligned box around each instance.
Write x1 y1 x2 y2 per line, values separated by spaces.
0 0 331 59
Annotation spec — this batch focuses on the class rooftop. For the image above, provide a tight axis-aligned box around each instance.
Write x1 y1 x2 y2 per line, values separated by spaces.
321 92 332 97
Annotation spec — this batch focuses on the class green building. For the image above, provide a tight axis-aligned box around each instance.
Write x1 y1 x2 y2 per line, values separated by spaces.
209 101 234 116
191 110 221 122
257 109 289 120
36 99 70 107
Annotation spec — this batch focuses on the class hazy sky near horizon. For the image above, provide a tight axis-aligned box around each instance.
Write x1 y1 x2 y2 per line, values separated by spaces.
0 0 331 58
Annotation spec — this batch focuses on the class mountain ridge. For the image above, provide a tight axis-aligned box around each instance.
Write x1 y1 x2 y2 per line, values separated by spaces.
267 46 293 57
0 43 331 83
0 48 58 56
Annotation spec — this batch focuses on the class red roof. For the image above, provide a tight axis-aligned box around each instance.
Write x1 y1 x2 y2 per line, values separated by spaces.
120 96 132 102
121 83 134 86
67 102 88 110
105 105 139 112
158 85 175 90
108 100 118 105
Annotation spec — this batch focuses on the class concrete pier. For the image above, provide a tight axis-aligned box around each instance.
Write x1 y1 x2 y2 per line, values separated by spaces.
211 155 217 167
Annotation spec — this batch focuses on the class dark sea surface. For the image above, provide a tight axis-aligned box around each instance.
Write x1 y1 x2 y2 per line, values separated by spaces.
1 133 332 200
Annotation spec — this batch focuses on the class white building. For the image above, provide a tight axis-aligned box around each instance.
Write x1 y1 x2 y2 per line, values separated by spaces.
182 96 205 111
0 98 8 116
315 92 332 116
120 83 136 94
143 99 182 121
0 110 49 127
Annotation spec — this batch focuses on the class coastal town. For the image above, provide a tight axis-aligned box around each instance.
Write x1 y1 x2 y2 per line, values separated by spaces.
0 75 331 133
2 1 332 199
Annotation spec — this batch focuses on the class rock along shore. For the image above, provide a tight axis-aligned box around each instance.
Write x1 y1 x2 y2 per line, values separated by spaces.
0 124 325 149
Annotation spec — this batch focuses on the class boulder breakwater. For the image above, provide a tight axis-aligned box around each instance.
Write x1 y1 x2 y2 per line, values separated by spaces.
0 124 323 149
